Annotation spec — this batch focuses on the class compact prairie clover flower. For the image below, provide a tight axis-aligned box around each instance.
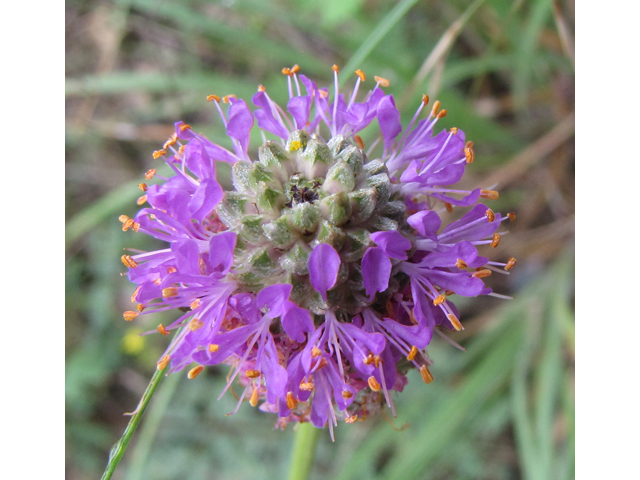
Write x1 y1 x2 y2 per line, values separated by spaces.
120 65 516 437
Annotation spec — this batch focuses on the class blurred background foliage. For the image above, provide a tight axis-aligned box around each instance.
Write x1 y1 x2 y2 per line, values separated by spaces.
65 0 574 478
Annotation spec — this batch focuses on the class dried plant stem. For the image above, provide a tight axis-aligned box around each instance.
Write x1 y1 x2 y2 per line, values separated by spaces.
100 366 168 480
287 422 321 480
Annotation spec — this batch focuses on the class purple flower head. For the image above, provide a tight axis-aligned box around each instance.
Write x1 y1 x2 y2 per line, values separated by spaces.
120 65 517 435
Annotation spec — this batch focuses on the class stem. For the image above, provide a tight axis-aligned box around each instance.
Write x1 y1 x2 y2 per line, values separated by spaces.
287 422 321 480
100 366 168 480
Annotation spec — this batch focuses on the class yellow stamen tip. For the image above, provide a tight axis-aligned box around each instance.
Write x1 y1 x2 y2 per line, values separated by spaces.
187 365 204 379
367 376 381 392
420 365 434 384
157 354 171 371
374 75 390 87
123 311 139 322
447 314 463 331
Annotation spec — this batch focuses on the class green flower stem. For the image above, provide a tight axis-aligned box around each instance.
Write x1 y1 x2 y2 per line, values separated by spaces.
287 422 321 480
100 365 168 480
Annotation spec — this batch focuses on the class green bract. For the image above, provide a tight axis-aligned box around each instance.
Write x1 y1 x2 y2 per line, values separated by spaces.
216 130 410 314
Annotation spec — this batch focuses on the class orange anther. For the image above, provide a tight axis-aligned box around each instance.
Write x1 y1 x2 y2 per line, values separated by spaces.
354 135 365 150
190 299 201 310
131 285 142 303
465 141 474 148
188 318 204 331
431 100 441 116
311 346 323 358
257 84 267 92
157 324 170 335
299 381 314 391
409 309 418 325
480 190 499 200
207 94 221 102
286 391 298 409
145 169 157 180
444 290 455 296
420 365 434 384
162 287 178 298
167 266 177 274
136 195 147 206
138 183 148 192
385 300 395 319
179 123 191 131
464 147 475 164
157 354 171 371
444 202 453 213
281 67 292 76
355 69 366 81
455 259 467 269
342 390 353 399
123 311 139 322
249 387 260 407
119 214 130 223
447 314 463 331
163 133 178 149
121 255 138 268
407 345 419 361
246 369 261 379
505 257 517 271
363 353 374 365
291 64 301 74
222 94 237 103
485 209 495 222
368 376 381 392
187 365 204 379
208 344 219 353
374 75 390 87
472 269 492 278
433 294 447 306
136 304 145 312
122 218 134 231
319 90 329 98
153 278 161 285
437 109 448 119
372 355 382 368
332 64 340 73
450 127 458 135
345 415 359 424
152 149 167 159
490 233 501 248
507 212 516 221
421 94 430 105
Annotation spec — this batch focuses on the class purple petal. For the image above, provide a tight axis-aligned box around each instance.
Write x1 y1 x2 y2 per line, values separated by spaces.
425 270 489 297
287 96 312 130
430 188 481 207
370 231 411 260
252 91 289 139
418 241 484 269
282 304 314 342
256 283 292 319
377 95 402 150
361 247 392 297
207 231 237 274
308 244 341 301
439 203 501 242
262 335 288 401
171 239 200 275
407 210 441 239
188 179 223 221
226 98 254 154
